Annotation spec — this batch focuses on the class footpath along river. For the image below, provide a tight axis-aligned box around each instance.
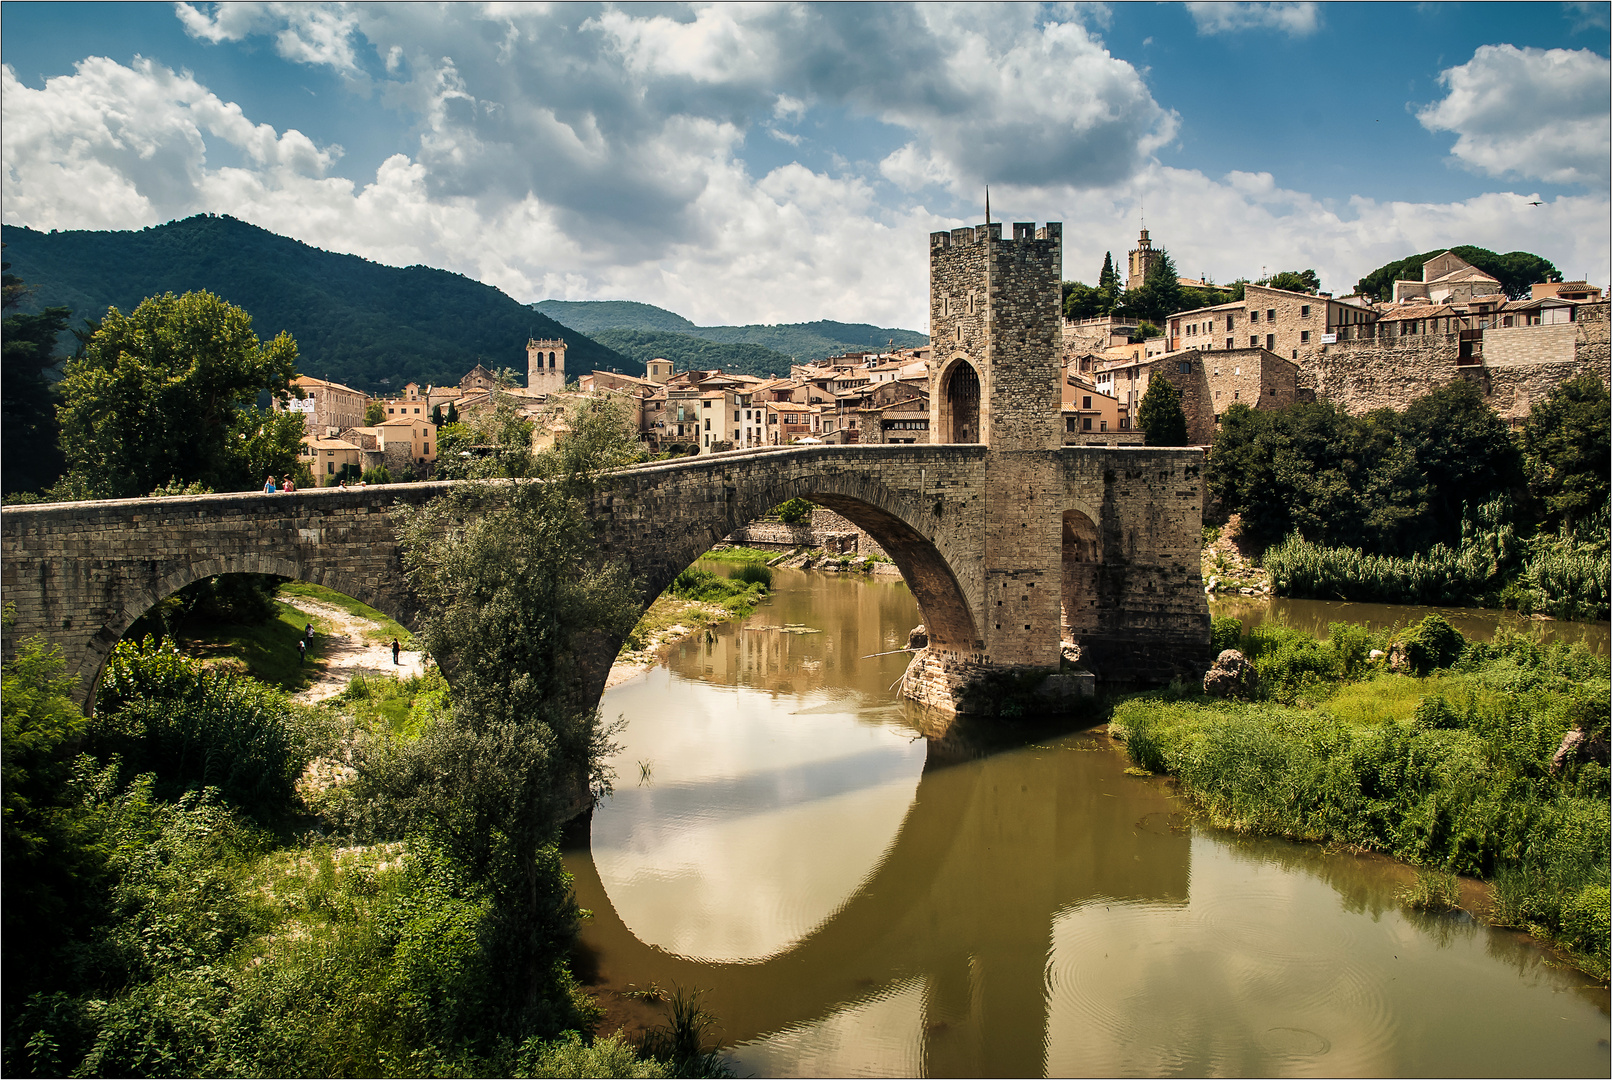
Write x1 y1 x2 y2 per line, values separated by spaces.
563 566 1610 1078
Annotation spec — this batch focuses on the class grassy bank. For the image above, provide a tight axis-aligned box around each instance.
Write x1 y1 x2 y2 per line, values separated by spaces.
1111 617 1610 980
278 581 413 644
616 563 773 665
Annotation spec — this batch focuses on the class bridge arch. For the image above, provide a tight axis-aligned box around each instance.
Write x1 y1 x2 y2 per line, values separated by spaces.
608 454 982 656
82 553 414 714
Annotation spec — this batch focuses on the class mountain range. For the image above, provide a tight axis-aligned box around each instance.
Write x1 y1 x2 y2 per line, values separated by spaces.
0 215 626 393
534 299 927 373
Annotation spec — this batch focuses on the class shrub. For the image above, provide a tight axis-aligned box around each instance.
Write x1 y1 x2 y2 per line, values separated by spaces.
774 497 814 525
731 563 773 588
91 637 305 821
1400 614 1465 674
1209 616 1242 654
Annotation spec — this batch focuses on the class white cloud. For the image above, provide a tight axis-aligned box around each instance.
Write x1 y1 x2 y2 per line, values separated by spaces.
1032 164 1609 302
1184 2 1320 36
4 8 1606 336
1417 44 1611 187
1 56 336 230
174 1 363 74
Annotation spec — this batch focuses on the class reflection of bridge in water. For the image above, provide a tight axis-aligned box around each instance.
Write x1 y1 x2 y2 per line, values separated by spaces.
569 732 1191 1076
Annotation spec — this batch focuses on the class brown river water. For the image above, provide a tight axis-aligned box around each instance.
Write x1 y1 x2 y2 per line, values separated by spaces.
564 567 1610 1077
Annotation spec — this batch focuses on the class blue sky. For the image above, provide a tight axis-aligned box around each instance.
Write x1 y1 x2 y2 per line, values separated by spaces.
4 2 1608 328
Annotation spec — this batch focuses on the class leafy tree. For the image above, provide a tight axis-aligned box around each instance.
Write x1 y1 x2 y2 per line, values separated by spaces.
775 497 814 524
56 291 304 498
1061 281 1102 321
1123 248 1184 323
385 398 642 1038
1 620 110 1018
1355 245 1559 301
1138 374 1189 446
1522 373 1610 532
1263 269 1322 294
365 400 386 425
1397 380 1524 547
2 261 71 495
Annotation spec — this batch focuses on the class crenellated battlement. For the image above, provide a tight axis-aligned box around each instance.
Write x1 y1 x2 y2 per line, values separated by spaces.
527 338 567 349
930 221 1062 250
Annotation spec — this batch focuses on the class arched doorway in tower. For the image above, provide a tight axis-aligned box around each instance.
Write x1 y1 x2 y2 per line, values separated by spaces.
943 361 980 444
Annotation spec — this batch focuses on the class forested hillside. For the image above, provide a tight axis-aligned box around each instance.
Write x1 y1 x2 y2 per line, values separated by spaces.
0 216 626 393
589 329 796 378
535 299 927 362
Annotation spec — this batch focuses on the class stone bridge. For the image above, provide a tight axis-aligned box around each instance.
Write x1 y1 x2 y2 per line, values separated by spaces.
2 219 1213 715
1 442 1209 715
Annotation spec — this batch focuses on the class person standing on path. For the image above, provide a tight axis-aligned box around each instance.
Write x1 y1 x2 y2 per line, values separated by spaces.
306 623 315 647
391 638 401 665
297 637 307 665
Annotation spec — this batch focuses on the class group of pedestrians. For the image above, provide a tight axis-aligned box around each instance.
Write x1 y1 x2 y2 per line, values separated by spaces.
264 475 297 493
297 622 314 664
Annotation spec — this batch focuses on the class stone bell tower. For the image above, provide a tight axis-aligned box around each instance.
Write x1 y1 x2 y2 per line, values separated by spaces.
527 338 567 395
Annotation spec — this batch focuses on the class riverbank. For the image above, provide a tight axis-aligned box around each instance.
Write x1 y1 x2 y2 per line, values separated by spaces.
1109 614 1611 981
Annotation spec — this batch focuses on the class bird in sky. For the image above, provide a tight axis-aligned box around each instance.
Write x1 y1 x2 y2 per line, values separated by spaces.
1527 200 1543 206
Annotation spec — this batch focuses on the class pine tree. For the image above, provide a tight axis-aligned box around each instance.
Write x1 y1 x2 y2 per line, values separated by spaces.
1097 252 1120 314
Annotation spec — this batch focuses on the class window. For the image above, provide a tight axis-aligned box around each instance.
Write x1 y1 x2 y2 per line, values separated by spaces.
1065 416 1078 432
704 418 710 430
1214 390 1220 399
1233 390 1239 400
1267 309 1276 321
1100 420 1107 432
424 444 430 455
1250 336 1259 348
1226 337 1234 350
327 462 334 474
1119 417 1130 429
733 410 740 421
1301 305 1311 317
1226 315 1235 330
1082 395 1092 409
1082 417 1092 430
1178 360 1192 374
1300 330 1310 344
1250 310 1259 323
1266 334 1275 350
1213 413 1221 424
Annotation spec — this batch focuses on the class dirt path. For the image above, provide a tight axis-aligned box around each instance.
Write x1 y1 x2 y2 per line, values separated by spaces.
281 595 427 703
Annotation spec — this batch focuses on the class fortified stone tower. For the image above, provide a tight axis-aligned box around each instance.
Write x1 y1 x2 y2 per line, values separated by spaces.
927 221 1066 674
527 338 567 394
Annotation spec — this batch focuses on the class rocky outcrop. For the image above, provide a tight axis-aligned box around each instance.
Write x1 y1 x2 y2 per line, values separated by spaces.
1551 726 1611 773
1203 648 1257 698
907 624 929 650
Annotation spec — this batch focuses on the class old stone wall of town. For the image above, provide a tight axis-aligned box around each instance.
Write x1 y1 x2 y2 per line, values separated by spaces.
722 508 891 558
1303 304 1609 422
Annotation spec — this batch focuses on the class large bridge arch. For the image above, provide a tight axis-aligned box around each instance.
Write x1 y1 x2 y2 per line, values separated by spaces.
598 446 986 656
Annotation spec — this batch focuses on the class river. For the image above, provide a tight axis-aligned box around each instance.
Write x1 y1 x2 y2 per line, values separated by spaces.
564 567 1610 1077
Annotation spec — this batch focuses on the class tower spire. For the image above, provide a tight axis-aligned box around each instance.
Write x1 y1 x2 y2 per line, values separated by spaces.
985 185 991 225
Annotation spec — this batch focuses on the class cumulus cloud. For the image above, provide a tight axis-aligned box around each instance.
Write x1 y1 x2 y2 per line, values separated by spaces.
1034 163 1609 304
4 7 1606 333
1 56 336 230
1184 2 1320 36
174 1 363 74
1418 44 1611 187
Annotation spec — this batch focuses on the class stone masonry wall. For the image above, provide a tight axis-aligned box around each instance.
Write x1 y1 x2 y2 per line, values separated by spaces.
1304 304 1609 423
722 507 890 557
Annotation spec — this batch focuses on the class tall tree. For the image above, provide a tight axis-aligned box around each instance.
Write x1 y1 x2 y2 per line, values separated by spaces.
1138 374 1189 446
1522 373 1610 532
2 261 72 495
56 291 304 498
